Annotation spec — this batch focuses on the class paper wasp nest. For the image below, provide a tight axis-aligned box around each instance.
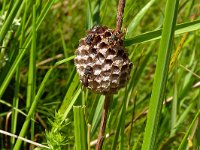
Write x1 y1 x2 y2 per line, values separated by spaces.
74 26 132 94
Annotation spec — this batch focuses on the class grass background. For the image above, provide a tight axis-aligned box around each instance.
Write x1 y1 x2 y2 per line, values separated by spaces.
0 0 200 149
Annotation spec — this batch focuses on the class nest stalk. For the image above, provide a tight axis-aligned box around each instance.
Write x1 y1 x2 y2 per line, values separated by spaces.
95 0 126 149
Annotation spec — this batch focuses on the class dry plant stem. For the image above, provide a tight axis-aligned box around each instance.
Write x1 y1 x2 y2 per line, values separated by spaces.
95 95 111 150
115 0 126 32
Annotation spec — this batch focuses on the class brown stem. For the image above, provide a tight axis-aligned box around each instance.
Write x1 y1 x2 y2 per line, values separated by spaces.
95 95 111 150
115 0 126 32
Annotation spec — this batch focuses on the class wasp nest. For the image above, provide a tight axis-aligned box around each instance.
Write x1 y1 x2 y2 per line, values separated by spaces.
74 26 132 94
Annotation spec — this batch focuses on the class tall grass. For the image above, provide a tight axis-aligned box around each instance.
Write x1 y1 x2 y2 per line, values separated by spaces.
0 0 200 149
142 0 179 149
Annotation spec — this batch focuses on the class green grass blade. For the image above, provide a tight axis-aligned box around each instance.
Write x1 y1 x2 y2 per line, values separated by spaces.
178 110 200 150
10 69 20 147
73 106 87 150
119 90 129 150
0 0 23 44
85 0 93 29
0 47 27 99
26 4 36 109
88 94 98 124
178 63 197 100
125 19 200 46
196 91 200 148
60 28 69 58
128 43 153 92
36 0 55 30
111 89 133 150
126 0 156 38
62 87 81 124
111 108 123 150
10 0 29 147
0 0 55 99
55 55 75 66
1 0 7 13
30 4 37 144
174 103 194 131
59 73 80 113
170 65 178 136
142 0 179 149
90 95 104 137
93 0 101 25
132 134 142 150
0 99 30 118
13 67 54 150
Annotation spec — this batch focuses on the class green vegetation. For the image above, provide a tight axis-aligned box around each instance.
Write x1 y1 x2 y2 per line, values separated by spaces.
0 0 200 149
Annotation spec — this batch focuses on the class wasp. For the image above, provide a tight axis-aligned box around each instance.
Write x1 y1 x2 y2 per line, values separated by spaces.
108 31 125 43
108 34 118 43
86 34 94 45
82 66 93 87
